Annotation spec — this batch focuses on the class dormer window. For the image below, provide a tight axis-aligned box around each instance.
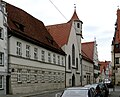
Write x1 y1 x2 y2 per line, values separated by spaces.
46 37 54 45
13 21 25 32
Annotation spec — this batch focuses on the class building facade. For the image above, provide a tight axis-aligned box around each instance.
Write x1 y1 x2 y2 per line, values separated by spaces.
81 41 99 84
47 9 83 87
0 1 8 95
0 1 66 95
111 8 120 85
99 61 112 82
81 56 94 86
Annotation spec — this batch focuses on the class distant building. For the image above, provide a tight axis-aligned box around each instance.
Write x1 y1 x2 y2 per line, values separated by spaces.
0 1 66 95
99 61 112 82
82 41 99 84
111 8 120 85
47 9 83 87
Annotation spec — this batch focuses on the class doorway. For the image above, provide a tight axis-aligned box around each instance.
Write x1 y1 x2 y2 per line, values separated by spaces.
72 74 75 86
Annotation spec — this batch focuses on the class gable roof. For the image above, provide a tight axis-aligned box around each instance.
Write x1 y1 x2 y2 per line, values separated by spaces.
112 9 120 53
46 10 81 47
6 2 65 55
99 61 110 74
113 9 120 44
82 41 94 62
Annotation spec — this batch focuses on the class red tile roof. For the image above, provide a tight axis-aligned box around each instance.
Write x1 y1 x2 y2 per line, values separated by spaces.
112 9 120 53
6 2 65 55
114 9 120 43
82 42 94 62
46 10 81 47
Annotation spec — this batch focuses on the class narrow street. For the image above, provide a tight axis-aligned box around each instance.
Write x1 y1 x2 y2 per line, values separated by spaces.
29 86 120 97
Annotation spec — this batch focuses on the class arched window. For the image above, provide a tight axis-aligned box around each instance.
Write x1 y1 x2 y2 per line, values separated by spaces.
68 55 71 69
72 44 75 66
76 58 78 70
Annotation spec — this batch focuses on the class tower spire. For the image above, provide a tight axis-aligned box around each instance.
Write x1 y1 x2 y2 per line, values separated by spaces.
117 5 119 10
74 4 76 11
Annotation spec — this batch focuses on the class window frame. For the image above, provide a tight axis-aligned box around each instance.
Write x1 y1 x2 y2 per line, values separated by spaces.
26 69 30 82
0 52 4 66
0 75 3 89
17 69 22 83
68 55 71 69
34 47 38 60
16 42 22 56
0 27 3 40
26 45 31 58
115 57 119 64
53 54 56 64
57 56 60 65
41 50 45 61
72 44 75 66
48 52 51 63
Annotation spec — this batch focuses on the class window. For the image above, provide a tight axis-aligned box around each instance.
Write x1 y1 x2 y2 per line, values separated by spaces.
72 44 75 65
77 23 80 28
27 69 30 82
48 72 51 83
76 58 78 70
53 54 56 64
41 71 45 83
26 45 30 58
0 52 4 65
34 48 38 59
48 52 51 63
115 44 119 48
0 76 3 89
16 42 22 56
58 56 60 65
17 69 22 82
34 70 38 82
61 57 64 66
68 55 71 69
41 50 45 61
115 57 119 64
0 28 3 39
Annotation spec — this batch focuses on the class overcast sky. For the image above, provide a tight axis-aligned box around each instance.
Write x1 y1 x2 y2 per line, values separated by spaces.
4 0 120 61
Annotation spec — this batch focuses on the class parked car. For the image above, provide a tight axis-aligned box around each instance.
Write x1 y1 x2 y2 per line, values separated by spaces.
56 87 96 97
84 83 109 97
103 80 113 88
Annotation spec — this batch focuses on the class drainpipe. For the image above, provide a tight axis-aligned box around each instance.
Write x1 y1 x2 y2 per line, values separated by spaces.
65 55 66 88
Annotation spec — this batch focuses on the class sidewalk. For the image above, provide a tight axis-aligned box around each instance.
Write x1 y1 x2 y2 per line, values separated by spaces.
0 89 63 97
110 91 120 97
109 86 120 97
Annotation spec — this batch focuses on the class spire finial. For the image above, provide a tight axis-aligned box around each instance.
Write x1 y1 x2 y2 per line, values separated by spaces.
117 5 119 9
74 4 76 11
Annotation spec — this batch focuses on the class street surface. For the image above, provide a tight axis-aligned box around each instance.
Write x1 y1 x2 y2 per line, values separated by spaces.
30 91 63 97
30 86 120 97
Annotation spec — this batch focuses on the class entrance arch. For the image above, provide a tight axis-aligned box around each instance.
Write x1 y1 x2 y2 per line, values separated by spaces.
72 74 75 86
